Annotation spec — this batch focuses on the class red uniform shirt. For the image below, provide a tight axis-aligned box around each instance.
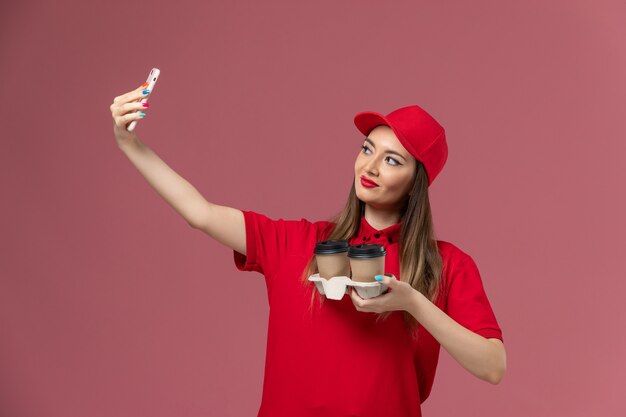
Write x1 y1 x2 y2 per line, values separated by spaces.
233 210 503 417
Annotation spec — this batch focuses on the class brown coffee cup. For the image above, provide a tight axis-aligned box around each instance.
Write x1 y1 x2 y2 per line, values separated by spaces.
347 244 386 282
314 240 350 279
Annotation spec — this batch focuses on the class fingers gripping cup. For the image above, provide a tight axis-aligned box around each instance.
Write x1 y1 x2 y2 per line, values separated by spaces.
348 244 386 282
313 240 350 279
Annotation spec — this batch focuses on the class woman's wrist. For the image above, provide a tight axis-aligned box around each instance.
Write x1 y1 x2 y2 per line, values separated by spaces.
406 288 425 321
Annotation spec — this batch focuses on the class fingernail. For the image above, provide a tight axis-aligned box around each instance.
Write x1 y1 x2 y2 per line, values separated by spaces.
142 89 150 95
142 102 149 107
141 82 148 88
139 112 146 117
375 275 383 281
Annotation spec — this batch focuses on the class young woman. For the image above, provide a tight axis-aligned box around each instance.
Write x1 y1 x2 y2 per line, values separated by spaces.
110 85 506 417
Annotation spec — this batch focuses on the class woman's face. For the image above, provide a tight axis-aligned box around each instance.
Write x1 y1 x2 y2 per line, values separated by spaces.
354 125 417 211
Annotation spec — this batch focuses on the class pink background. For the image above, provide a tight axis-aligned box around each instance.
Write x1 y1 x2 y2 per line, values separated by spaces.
1 0 625 416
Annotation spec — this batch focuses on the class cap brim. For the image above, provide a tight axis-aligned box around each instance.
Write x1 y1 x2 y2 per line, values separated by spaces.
354 111 390 137
354 111 408 152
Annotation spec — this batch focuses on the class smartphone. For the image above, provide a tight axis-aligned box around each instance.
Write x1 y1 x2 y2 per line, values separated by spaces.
127 67 160 132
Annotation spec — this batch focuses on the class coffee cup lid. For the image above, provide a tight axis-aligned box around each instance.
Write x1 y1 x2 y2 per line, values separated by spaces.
348 244 387 259
314 240 350 255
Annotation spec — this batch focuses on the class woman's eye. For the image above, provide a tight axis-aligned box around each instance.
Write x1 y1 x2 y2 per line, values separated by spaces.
361 145 401 166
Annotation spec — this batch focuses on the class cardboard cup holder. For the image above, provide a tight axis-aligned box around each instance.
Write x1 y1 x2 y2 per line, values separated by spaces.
308 273 389 300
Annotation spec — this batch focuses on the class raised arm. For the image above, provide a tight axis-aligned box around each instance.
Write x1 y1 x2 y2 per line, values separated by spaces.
190 204 246 256
110 84 246 256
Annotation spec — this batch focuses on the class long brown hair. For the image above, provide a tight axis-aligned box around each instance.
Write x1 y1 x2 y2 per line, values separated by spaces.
299 161 444 338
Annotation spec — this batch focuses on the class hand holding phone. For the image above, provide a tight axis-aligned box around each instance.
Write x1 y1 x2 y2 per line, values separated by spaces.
127 67 160 132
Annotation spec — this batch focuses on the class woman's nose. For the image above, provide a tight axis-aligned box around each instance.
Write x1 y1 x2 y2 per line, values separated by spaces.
364 157 380 174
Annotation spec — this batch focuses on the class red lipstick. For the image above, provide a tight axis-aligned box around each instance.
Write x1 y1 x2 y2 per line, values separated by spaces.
360 176 379 188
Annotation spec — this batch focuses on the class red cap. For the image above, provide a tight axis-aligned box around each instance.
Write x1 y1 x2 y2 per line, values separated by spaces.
354 105 448 186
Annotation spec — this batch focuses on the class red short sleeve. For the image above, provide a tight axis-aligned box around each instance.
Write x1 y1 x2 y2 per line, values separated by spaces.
233 210 265 274
445 256 504 343
232 210 316 278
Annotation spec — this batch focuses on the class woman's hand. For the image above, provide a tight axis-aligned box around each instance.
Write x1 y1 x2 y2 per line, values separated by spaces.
110 82 151 147
349 274 416 314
